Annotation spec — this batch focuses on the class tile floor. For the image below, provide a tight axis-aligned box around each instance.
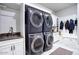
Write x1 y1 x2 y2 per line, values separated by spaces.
42 32 79 55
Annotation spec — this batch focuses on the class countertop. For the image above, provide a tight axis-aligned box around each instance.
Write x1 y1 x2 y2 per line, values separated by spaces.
0 32 23 42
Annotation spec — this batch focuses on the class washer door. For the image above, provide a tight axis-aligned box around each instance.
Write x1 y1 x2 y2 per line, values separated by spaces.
46 34 53 47
31 36 44 53
45 15 53 28
30 10 43 28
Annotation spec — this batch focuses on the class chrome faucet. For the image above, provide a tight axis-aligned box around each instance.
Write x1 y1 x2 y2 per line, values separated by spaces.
9 27 14 37
9 27 13 33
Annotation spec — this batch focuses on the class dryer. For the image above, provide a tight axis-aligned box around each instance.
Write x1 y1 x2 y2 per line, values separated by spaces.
25 33 44 55
43 32 53 51
25 6 43 34
43 12 53 32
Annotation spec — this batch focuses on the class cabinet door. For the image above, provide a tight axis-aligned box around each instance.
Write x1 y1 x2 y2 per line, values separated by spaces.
13 42 24 55
0 45 12 55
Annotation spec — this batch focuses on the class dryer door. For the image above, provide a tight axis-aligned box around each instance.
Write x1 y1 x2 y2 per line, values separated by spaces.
31 36 44 53
30 10 43 28
45 15 53 28
46 34 53 47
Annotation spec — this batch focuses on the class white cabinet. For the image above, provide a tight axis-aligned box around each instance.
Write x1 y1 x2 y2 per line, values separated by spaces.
13 42 24 55
0 39 25 55
0 45 12 55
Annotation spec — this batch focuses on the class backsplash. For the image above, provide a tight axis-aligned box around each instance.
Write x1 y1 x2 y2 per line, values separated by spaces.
0 10 16 34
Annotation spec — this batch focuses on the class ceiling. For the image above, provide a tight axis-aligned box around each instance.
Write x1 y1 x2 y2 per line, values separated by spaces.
0 3 21 10
0 3 77 12
38 3 77 12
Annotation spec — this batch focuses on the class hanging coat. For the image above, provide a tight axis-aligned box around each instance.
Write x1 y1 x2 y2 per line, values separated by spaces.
60 21 64 30
65 20 69 30
69 19 75 33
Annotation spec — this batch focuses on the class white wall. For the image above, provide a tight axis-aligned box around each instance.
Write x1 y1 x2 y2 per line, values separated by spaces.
58 15 77 21
55 4 77 27
55 4 77 34
20 3 25 38
0 8 16 33
77 3 79 43
0 4 21 33
55 5 77 17
26 3 55 14
52 14 58 26
20 3 25 54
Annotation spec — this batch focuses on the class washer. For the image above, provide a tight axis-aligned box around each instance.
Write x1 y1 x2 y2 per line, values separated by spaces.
43 32 53 51
43 12 53 32
25 33 44 55
25 6 43 34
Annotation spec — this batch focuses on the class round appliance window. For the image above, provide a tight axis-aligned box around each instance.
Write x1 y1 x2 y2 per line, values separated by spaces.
45 16 53 28
30 12 43 28
31 37 44 53
46 35 53 46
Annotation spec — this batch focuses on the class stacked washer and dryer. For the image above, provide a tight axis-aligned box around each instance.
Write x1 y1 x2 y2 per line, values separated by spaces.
25 5 44 55
42 12 53 51
25 5 53 55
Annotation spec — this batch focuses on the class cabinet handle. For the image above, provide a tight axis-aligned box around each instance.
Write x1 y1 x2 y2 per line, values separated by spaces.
11 45 15 51
11 46 13 51
13 45 15 50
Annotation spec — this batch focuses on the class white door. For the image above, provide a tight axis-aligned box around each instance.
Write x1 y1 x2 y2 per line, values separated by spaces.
0 45 12 55
13 42 24 55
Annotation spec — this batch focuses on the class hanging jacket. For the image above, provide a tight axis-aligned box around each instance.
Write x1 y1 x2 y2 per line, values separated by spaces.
60 21 64 30
69 19 75 30
65 20 69 30
75 19 77 26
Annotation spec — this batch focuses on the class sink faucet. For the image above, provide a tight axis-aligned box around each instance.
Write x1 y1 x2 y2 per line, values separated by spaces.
9 27 14 36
